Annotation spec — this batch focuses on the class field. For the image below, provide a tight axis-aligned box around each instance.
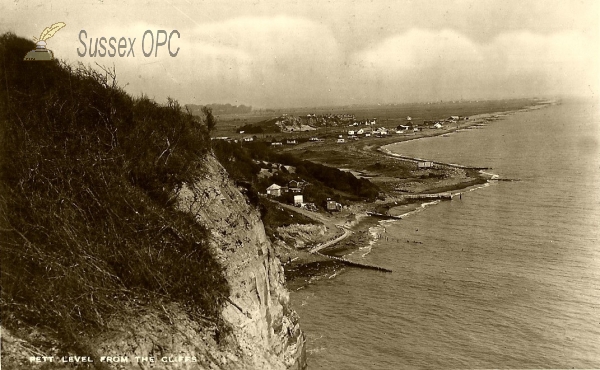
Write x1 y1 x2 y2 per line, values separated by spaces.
208 98 542 141
206 98 549 205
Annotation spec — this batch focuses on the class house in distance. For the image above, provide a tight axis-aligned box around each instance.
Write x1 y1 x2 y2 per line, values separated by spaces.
266 184 283 197
417 161 435 169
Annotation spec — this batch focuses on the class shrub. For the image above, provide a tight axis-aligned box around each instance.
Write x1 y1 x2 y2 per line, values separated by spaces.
0 33 229 348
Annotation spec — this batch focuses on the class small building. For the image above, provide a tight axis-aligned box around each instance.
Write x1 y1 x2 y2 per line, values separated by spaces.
288 179 308 193
326 199 342 212
243 137 254 142
433 123 443 129
271 142 283 146
337 138 345 143
418 161 434 169
365 133 371 137
293 195 304 206
289 179 307 188
286 139 297 145
348 130 355 135
266 184 282 197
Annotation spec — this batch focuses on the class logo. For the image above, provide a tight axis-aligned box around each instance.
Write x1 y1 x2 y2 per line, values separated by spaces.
77 30 180 58
24 22 66 61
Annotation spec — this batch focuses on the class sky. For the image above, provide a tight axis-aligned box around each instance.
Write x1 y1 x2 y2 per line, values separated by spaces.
2 0 599 108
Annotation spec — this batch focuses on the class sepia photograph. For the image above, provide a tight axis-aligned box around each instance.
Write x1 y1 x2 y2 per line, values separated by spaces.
1 0 599 368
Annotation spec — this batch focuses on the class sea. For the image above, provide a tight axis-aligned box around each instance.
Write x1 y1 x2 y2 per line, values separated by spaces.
291 98 600 369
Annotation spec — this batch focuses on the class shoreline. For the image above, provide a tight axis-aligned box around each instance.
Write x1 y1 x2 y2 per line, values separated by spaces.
282 101 554 288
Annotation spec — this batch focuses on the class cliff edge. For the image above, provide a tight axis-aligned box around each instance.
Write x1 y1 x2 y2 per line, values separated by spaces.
0 33 305 370
177 156 307 370
1 155 306 370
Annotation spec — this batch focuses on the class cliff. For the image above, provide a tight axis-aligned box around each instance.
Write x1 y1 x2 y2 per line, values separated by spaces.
0 33 305 370
176 156 307 369
1 156 306 370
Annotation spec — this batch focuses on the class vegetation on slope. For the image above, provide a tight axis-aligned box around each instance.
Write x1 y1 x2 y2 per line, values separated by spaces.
213 140 380 204
0 33 229 350
248 143 380 201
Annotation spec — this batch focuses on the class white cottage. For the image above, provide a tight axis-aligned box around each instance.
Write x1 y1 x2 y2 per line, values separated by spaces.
266 184 282 197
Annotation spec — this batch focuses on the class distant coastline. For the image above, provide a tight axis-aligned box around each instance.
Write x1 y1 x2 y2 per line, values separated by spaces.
282 99 556 289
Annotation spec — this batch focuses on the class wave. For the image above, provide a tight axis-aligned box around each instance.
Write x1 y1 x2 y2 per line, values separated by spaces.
347 175 496 261
480 170 500 179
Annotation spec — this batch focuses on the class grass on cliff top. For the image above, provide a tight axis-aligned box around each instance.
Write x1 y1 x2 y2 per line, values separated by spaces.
0 33 230 351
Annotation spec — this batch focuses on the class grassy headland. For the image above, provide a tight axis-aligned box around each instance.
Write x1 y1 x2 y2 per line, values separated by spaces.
0 34 230 353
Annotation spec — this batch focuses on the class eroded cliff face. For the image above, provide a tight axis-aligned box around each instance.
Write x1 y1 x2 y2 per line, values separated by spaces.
1 156 305 370
176 156 306 370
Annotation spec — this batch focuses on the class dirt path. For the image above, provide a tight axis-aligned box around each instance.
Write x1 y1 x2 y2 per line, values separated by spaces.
272 200 332 224
309 226 353 254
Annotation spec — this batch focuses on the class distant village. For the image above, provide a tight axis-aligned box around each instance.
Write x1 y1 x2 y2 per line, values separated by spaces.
210 112 471 213
214 113 469 145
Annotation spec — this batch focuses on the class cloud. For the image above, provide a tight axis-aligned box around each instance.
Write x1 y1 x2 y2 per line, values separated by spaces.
350 28 598 102
357 29 483 71
487 31 598 95
186 15 344 105
46 17 599 106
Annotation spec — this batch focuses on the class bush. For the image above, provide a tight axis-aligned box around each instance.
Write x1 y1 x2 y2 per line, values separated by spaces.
0 33 229 348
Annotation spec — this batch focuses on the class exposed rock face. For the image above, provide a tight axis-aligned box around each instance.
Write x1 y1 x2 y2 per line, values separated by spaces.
1 156 306 370
176 156 306 370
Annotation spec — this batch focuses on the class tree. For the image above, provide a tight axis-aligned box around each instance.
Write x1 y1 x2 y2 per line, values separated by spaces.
202 106 217 132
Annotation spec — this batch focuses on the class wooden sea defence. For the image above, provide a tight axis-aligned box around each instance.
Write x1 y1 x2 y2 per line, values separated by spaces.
404 193 454 200
379 148 490 171
315 252 392 273
366 211 403 220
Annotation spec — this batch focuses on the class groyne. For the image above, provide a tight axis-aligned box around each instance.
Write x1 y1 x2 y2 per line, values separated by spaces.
315 251 392 273
403 193 455 200
366 211 403 220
